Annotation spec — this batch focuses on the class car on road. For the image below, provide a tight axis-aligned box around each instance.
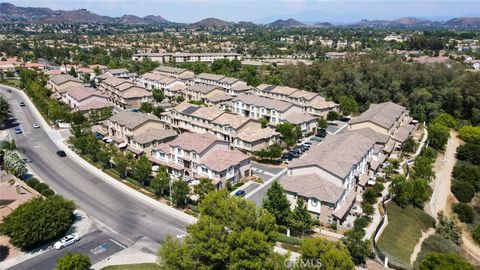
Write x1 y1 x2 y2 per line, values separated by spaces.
53 234 80 250
33 123 40 128
6 89 11 93
56 150 67 157
19 102 25 107
310 136 323 142
14 127 22 134
317 129 327 138
234 190 246 197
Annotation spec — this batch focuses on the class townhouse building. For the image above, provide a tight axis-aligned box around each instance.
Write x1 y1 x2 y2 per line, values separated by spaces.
153 66 195 82
183 84 225 102
195 73 247 90
161 103 279 152
136 72 186 90
61 86 111 114
257 84 339 118
231 94 304 125
280 128 389 227
47 74 82 94
106 111 177 156
100 77 153 109
348 101 415 153
149 132 251 188
105 68 134 80
132 52 242 64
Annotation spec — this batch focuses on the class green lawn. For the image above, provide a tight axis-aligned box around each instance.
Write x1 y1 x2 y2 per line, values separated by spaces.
102 263 161 270
377 202 435 269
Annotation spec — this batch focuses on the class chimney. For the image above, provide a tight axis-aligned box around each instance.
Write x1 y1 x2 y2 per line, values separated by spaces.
14 182 21 194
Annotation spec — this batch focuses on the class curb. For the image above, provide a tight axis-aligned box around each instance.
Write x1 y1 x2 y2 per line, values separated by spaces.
2 84 197 225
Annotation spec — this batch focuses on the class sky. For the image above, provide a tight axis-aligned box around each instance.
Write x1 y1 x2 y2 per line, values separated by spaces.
6 0 480 24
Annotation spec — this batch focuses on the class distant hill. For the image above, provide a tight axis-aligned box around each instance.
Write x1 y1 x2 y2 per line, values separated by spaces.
354 17 437 27
269 18 305 27
315 22 333 27
0 2 170 24
191 17 232 28
444 17 480 27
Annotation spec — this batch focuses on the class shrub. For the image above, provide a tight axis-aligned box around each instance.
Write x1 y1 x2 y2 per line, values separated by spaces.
436 211 462 245
415 234 460 264
418 253 474 270
451 180 475 203
472 224 480 245
354 216 369 231
40 188 55 197
420 147 438 161
362 203 374 216
452 203 474 223
0 196 75 250
428 123 450 150
456 143 480 165
34 182 50 192
452 162 480 191
363 189 378 205
25 177 40 188
431 113 457 128
372 182 385 196
458 125 480 144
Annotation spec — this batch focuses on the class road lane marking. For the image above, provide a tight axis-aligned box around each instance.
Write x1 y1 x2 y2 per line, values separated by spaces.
108 238 127 249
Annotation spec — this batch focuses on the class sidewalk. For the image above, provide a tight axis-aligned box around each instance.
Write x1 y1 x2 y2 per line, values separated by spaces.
4 84 197 225
364 182 391 240
0 209 93 269
92 237 159 270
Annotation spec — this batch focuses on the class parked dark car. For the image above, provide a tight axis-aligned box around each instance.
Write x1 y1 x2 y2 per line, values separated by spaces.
19 102 25 107
14 127 22 134
56 150 67 157
317 129 327 138
234 190 246 197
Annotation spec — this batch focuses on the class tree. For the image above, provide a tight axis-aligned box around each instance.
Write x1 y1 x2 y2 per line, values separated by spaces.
318 117 328 129
152 106 165 118
338 95 359 116
263 181 291 226
194 177 215 202
452 203 474 223
431 113 457 128
327 111 340 121
402 136 416 153
472 223 480 244
68 67 77 77
0 196 75 250
2 150 27 178
132 154 152 185
300 237 354 270
55 252 91 270
150 166 170 196
428 123 450 150
451 180 475 203
157 190 278 269
458 125 480 144
276 122 301 147
172 180 189 207
341 230 373 265
418 253 474 270
254 144 283 160
0 96 10 125
436 211 462 245
456 143 480 165
414 156 434 180
113 152 129 178
289 198 314 236
152 88 164 103
139 102 153 113
259 117 268 128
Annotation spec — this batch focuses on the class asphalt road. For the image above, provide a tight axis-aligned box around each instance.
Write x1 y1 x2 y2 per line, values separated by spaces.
11 228 125 270
1 86 190 268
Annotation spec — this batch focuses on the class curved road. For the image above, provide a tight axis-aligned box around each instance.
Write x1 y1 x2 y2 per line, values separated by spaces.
1 85 189 245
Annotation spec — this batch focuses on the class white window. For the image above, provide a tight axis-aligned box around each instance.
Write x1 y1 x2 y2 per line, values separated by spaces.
201 167 208 174
311 199 318 206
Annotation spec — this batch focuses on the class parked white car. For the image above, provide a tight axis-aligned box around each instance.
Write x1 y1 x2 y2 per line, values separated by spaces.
53 234 80 250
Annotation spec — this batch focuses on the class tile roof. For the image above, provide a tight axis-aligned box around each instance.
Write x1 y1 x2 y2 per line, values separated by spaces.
212 113 250 129
191 106 225 121
205 94 234 103
200 149 249 172
284 112 316 125
349 102 406 129
219 77 241 85
332 188 356 219
121 87 152 98
133 128 177 144
186 84 220 94
270 86 298 96
168 132 224 153
109 111 161 130
280 174 344 204
155 66 188 74
50 74 81 85
236 123 279 142
233 94 296 112
78 100 111 111
196 73 225 82
65 86 108 101
108 68 129 74
289 128 382 179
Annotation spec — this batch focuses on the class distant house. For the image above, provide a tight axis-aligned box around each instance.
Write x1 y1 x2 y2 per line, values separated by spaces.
100 77 153 109
47 74 82 94
195 73 247 90
136 72 185 90
105 68 134 80
132 52 242 64
149 132 250 187
153 66 195 81
183 84 225 102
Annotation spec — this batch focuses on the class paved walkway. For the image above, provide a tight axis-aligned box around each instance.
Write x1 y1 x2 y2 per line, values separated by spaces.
92 237 159 270
364 182 391 240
